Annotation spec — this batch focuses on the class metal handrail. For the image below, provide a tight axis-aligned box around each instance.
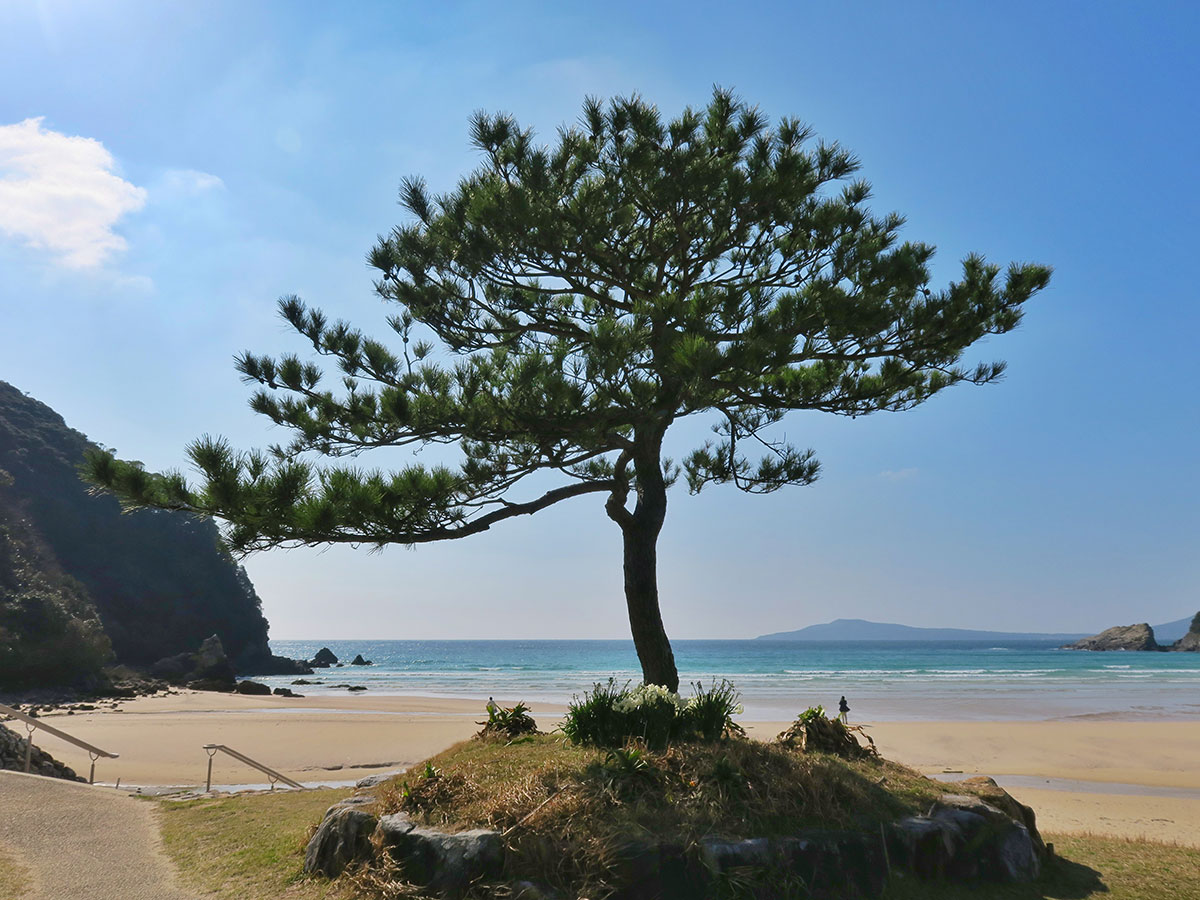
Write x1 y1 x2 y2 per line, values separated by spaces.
0 702 119 784
202 744 305 791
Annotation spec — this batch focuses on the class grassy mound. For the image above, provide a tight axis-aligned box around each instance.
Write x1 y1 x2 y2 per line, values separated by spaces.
371 733 966 893
151 779 1200 900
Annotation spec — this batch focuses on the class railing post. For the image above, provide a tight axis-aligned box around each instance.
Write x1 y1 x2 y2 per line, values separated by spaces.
23 722 34 774
205 746 217 792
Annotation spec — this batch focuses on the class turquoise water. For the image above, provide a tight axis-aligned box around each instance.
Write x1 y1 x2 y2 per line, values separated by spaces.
263 639 1200 721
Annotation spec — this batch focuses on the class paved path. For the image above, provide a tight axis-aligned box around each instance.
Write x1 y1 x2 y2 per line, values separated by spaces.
0 771 196 900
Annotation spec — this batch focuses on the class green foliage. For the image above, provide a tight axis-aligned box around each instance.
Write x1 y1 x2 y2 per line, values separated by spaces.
84 89 1050 555
1190 611 1200 635
600 746 655 795
477 701 539 740
686 679 747 741
559 678 631 748
795 705 827 725
83 91 1050 689
561 679 745 749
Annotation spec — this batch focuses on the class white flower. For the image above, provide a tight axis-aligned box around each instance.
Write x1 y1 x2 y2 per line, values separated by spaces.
615 683 686 713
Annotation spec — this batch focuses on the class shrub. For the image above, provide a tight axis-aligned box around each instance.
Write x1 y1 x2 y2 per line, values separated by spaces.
561 679 746 748
476 701 539 740
685 680 746 741
560 678 632 747
776 706 878 760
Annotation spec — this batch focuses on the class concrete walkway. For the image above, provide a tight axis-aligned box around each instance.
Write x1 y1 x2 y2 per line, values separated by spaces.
0 771 196 900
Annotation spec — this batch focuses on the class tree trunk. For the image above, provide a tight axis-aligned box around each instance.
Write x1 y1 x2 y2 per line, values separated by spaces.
621 521 679 691
609 441 679 691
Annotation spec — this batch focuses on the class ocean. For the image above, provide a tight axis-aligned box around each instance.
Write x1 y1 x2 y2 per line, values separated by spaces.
262 639 1200 722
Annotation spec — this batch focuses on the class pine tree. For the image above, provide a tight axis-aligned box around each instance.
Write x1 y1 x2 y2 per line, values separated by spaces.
87 89 1051 690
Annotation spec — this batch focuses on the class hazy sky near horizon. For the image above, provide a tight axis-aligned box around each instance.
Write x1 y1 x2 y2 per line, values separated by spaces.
1 1 1196 640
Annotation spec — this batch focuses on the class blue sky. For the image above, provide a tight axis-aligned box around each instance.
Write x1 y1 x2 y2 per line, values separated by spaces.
1 1 1196 639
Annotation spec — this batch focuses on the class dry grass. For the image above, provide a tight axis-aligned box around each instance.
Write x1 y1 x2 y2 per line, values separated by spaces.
157 787 357 900
0 845 31 900
152 768 1200 900
374 733 960 894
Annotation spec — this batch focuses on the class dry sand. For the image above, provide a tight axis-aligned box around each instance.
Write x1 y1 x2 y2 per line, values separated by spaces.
14 692 1200 846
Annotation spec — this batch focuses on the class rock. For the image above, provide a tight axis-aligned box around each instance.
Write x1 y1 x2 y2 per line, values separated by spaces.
0 722 85 781
272 687 302 697
149 652 195 681
376 818 503 897
1063 623 1158 651
356 773 392 788
347 685 368 692
350 654 372 665
310 647 338 667
149 634 236 686
234 680 272 695
958 777 1045 856
187 677 236 692
291 679 321 685
194 635 237 681
1170 615 1200 651
238 653 314 676
304 805 378 877
1173 632 1200 651
699 832 885 899
888 793 1041 884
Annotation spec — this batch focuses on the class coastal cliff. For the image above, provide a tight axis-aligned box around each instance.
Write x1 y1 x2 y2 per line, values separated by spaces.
0 381 295 689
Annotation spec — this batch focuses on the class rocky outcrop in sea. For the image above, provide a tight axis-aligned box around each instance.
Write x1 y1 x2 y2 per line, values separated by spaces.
1062 623 1158 651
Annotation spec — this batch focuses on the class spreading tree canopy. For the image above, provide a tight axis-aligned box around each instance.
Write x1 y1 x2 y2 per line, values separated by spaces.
88 90 1050 690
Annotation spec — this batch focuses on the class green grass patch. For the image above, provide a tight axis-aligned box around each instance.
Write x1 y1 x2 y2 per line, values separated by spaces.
0 845 32 900
884 833 1200 900
157 787 355 900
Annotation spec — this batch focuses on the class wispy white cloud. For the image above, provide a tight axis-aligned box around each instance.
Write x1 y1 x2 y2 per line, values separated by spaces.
158 168 225 196
880 467 919 481
0 117 147 268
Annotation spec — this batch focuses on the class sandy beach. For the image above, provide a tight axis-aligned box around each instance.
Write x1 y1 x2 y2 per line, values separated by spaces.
14 691 1200 847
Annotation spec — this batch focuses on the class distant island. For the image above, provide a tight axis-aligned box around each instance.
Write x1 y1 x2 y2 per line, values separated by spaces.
756 616 1196 643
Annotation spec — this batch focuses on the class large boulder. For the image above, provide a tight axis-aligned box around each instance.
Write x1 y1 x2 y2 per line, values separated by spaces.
194 635 237 681
350 653 372 666
1063 623 1158 651
376 814 504 898
310 647 338 667
150 634 237 686
957 776 1045 856
888 792 1042 884
234 680 271 695
304 804 378 877
700 832 886 899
